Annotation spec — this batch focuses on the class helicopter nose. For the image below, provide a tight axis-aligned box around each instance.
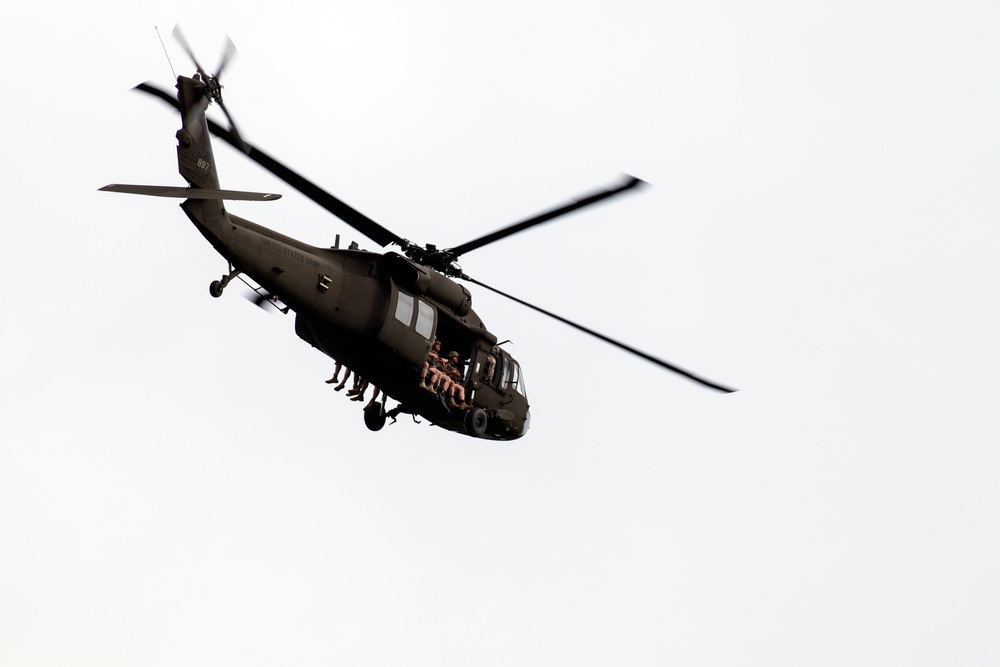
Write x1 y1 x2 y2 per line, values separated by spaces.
522 410 531 435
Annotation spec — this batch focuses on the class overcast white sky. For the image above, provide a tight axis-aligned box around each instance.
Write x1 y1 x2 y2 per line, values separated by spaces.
2 1 999 665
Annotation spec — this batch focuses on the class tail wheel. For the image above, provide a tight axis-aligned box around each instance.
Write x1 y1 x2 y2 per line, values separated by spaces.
464 408 488 437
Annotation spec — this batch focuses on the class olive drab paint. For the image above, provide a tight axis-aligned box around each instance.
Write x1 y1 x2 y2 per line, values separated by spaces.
102 55 733 440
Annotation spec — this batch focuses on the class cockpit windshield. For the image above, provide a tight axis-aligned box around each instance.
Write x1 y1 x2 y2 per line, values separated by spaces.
482 350 528 399
509 360 527 398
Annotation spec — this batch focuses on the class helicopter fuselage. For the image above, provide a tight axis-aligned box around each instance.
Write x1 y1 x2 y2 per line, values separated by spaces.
104 63 730 439
187 195 530 439
167 69 529 439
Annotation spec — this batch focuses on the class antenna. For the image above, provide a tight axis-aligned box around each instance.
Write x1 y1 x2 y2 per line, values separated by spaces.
155 26 177 79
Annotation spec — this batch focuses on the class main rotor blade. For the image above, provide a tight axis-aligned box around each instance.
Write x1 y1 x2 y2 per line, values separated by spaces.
216 97 249 153
447 175 646 258
134 83 406 248
462 274 736 393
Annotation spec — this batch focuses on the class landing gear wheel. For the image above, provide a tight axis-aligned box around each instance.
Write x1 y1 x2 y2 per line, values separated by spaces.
210 265 241 299
464 408 488 438
364 403 387 432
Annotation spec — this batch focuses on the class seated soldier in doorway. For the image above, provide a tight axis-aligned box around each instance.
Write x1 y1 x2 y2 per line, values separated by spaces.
350 377 380 408
363 385 382 411
419 339 443 389
326 362 352 391
444 351 471 410
347 373 367 400
325 361 342 385
426 351 452 394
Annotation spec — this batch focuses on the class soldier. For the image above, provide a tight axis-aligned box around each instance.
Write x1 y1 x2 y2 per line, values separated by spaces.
419 339 443 389
331 365 353 392
325 360 344 386
347 374 366 400
427 353 452 394
445 351 471 410
364 385 382 410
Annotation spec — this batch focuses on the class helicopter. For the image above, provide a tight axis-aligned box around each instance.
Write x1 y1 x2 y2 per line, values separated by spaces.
101 34 734 440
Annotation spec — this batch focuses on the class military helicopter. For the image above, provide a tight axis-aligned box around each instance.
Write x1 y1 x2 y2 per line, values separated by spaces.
102 34 734 440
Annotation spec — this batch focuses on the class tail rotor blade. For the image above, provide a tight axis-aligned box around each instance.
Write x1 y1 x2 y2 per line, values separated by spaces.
172 24 205 75
215 34 237 80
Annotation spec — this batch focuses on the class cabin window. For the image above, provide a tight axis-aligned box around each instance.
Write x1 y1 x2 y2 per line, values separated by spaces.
394 291 414 325
415 300 435 340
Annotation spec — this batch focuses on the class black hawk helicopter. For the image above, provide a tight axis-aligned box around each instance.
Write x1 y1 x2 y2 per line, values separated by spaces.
102 35 734 440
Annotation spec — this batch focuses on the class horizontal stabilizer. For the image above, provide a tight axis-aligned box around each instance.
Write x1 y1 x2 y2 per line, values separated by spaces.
99 184 281 201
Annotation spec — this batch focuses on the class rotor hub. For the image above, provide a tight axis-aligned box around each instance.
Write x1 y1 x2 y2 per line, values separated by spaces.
402 242 462 276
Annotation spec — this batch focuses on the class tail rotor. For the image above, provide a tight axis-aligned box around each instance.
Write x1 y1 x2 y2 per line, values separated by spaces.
172 25 249 153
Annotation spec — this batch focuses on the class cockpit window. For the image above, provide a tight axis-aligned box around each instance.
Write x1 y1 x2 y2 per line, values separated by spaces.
509 361 527 397
482 351 526 398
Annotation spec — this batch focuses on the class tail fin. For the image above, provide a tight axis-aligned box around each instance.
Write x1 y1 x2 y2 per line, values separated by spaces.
174 75 221 190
